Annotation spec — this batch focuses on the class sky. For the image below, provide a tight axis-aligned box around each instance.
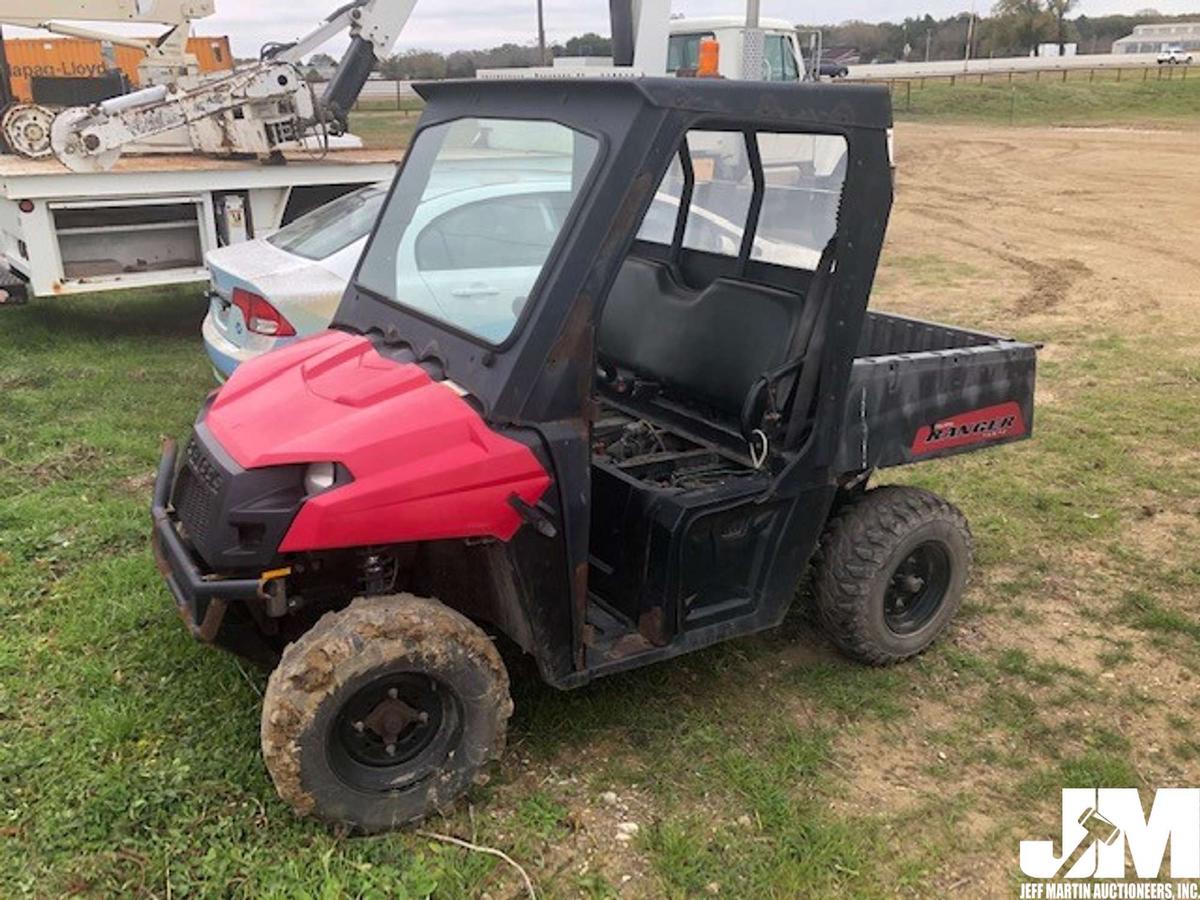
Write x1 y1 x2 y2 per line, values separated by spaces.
7 0 1199 58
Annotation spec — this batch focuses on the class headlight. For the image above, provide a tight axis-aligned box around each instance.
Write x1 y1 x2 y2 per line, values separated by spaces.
304 462 337 495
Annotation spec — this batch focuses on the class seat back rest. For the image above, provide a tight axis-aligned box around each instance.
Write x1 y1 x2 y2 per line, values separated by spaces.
599 257 803 417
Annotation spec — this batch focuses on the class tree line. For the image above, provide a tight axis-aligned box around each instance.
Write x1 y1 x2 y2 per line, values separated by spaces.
307 33 613 81
302 9 1195 79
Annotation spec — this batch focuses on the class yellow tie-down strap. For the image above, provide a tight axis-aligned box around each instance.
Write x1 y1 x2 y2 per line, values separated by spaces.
259 566 292 589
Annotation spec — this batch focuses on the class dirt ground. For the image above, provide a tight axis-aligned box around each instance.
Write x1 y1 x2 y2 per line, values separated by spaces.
885 122 1200 332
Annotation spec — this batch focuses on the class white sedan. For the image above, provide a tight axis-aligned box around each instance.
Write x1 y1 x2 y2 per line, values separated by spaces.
201 172 823 377
202 176 580 375
202 184 387 379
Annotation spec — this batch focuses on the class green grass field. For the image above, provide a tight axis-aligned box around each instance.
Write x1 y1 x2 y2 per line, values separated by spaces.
887 72 1200 126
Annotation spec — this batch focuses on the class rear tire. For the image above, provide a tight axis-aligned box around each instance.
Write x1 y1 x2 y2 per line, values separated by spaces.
261 594 512 832
812 486 973 665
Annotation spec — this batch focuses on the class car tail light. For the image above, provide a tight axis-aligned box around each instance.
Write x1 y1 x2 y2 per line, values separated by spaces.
231 287 296 337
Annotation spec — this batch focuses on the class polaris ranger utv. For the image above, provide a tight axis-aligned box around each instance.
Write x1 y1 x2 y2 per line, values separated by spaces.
152 77 1036 831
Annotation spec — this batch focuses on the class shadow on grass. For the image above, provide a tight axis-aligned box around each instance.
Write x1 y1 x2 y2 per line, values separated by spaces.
2 285 209 342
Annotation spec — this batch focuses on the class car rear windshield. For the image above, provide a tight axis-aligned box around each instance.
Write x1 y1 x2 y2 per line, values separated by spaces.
267 185 386 261
356 117 599 346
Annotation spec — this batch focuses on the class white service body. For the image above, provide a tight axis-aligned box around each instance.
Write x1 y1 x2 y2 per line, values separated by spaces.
0 153 397 297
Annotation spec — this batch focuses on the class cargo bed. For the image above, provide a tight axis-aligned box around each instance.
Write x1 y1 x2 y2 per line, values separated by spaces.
836 311 1038 472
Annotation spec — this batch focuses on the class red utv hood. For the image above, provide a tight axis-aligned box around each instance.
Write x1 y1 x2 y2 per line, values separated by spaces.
206 330 551 551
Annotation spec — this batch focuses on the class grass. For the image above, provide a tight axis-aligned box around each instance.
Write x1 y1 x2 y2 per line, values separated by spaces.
888 73 1200 126
348 108 422 151
2 117 1200 895
2 284 1194 897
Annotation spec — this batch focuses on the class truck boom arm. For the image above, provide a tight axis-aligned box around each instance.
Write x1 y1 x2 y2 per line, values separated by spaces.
46 0 418 171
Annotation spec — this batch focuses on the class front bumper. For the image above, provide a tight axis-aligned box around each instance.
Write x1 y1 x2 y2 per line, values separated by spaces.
151 439 260 642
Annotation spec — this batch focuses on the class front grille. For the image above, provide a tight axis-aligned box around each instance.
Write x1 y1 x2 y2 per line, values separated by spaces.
173 437 226 546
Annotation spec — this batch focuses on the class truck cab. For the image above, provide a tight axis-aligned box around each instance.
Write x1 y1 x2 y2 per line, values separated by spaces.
667 16 805 82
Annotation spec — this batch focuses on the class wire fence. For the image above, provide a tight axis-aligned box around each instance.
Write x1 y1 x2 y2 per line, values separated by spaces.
860 61 1192 95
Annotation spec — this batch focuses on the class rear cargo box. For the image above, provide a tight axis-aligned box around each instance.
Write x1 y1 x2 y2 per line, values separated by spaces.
836 311 1037 472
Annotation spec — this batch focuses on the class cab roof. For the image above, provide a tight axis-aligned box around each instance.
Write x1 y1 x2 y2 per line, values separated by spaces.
414 76 894 133
667 16 798 33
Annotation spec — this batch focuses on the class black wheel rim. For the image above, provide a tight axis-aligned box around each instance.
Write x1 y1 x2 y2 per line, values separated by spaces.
883 541 952 635
328 672 462 794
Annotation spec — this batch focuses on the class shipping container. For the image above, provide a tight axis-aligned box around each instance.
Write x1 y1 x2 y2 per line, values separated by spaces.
2 36 233 103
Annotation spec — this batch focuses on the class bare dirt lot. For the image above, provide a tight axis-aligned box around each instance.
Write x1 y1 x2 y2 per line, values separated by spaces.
2 122 1198 897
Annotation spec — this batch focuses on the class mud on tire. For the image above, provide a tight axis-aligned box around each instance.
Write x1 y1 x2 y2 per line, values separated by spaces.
260 594 512 833
812 486 973 665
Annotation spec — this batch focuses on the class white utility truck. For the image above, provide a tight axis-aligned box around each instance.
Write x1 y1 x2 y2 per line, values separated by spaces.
665 17 805 82
479 6 806 83
0 150 397 299
0 0 418 301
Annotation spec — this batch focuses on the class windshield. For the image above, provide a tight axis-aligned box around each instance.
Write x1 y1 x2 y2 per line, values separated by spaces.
357 118 599 345
267 185 386 261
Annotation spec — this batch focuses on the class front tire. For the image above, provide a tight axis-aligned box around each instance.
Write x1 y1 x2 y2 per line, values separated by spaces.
812 486 973 665
261 594 512 832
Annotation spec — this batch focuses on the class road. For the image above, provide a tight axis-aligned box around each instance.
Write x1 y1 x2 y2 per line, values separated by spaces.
848 51 1170 80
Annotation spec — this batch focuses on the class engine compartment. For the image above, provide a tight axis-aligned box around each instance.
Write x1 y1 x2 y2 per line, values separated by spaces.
590 403 760 492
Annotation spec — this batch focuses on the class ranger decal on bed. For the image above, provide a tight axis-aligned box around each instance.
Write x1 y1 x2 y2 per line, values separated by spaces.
911 401 1027 455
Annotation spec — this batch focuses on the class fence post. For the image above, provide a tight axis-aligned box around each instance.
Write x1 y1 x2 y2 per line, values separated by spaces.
1035 69 1040 82
1144 66 1149 81
1009 84 1016 125
906 80 912 111
950 74 956 86
1089 68 1094 83
1116 67 1122 82
1008 70 1013 83
1061 68 1068 83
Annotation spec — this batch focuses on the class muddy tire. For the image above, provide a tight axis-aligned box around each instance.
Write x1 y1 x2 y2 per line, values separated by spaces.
260 594 512 833
812 486 973 665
